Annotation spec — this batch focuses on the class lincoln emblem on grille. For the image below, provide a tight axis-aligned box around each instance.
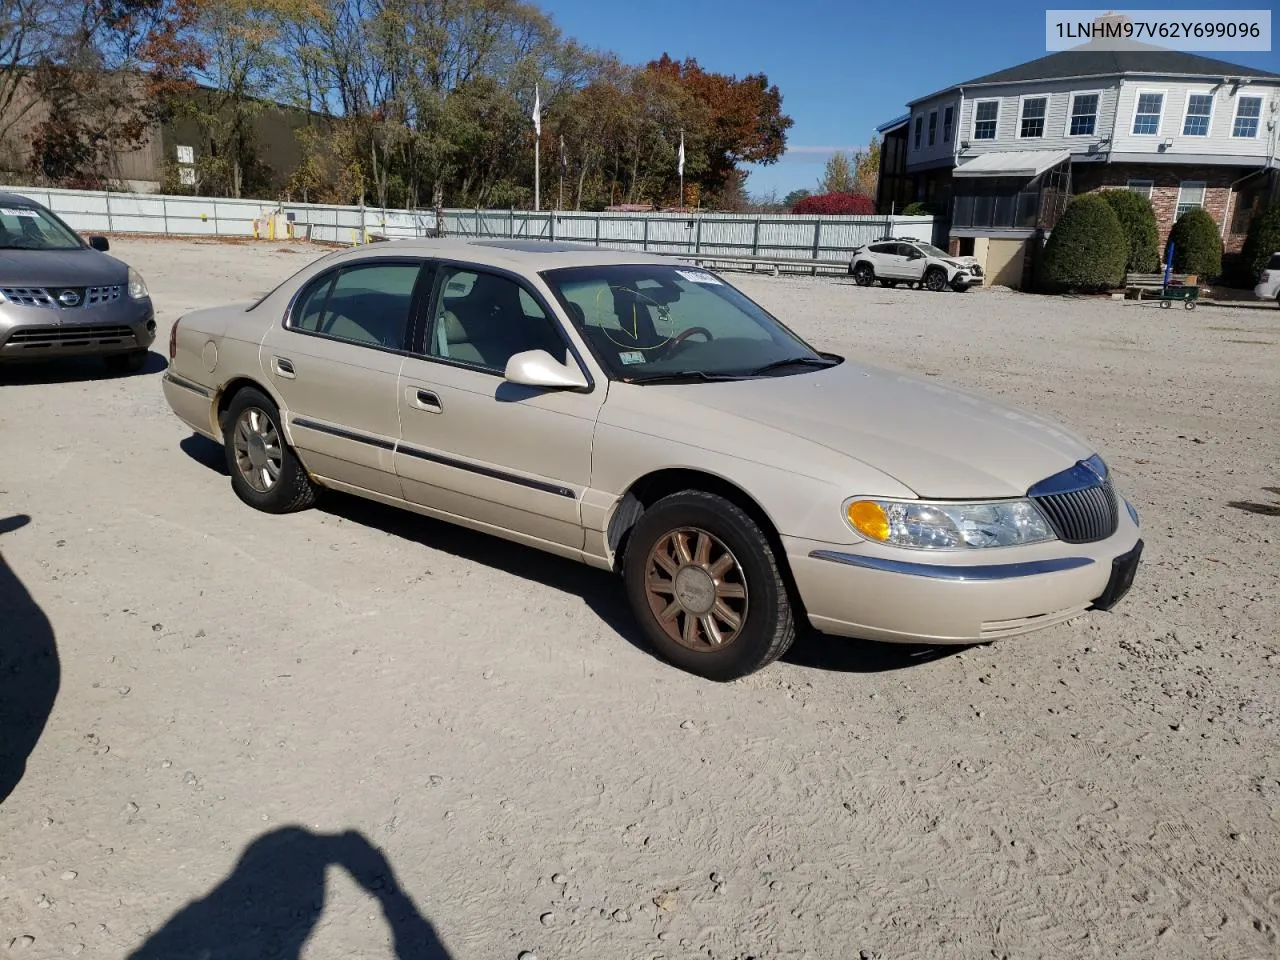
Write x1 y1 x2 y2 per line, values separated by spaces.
58 290 81 307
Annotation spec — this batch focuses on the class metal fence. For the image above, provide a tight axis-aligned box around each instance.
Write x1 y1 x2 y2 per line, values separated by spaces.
2 185 939 270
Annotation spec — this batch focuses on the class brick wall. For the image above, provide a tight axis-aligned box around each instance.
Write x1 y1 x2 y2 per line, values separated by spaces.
1073 163 1256 255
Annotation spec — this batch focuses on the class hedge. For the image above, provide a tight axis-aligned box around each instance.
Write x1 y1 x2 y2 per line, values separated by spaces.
1099 189 1159 273
1038 193 1127 292
791 192 875 215
1168 208 1222 279
1240 201 1280 283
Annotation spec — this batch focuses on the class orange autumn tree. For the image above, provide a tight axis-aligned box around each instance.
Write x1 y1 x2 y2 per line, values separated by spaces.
643 53 791 208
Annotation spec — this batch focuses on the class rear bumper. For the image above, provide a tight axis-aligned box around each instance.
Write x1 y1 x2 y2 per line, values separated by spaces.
785 507 1143 644
161 371 219 441
0 299 156 361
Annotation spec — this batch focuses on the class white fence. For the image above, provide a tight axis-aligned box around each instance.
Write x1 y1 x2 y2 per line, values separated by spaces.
2 185 940 270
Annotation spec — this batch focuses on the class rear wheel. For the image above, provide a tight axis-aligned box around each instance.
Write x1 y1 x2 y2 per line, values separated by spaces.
223 387 317 514
925 268 947 292
623 491 797 681
852 262 875 286
104 350 148 374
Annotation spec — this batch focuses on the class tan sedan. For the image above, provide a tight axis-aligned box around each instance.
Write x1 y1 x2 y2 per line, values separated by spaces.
161 239 1143 680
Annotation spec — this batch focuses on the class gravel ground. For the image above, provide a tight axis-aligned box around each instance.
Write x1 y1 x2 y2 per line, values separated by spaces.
1 238 1278 960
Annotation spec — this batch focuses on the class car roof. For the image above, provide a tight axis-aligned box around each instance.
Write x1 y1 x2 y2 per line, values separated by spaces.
324 237 678 272
0 192 42 207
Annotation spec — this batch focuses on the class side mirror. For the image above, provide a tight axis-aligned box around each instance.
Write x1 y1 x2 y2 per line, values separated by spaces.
503 349 589 390
88 236 110 252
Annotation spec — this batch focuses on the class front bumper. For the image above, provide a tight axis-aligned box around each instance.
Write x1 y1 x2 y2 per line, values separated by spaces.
0 298 156 361
785 504 1143 644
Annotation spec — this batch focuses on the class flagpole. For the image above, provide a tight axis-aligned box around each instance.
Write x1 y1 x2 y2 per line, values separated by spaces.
678 129 684 209
532 83 541 212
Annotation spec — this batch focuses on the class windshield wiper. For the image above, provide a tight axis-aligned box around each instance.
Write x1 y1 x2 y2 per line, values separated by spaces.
625 370 743 385
744 356 838 377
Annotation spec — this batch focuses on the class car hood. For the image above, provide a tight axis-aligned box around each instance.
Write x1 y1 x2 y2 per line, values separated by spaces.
641 361 1096 499
0 248 127 288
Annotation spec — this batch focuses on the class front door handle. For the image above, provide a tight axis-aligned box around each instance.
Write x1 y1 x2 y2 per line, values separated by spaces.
273 357 296 379
411 388 442 413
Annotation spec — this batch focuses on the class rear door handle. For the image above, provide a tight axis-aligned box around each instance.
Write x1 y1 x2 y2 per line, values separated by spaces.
411 388 442 413
273 357 296 379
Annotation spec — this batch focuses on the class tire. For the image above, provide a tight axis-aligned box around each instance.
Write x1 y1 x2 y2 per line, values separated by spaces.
622 490 797 681
104 350 148 374
924 268 947 292
852 262 875 286
222 386 318 514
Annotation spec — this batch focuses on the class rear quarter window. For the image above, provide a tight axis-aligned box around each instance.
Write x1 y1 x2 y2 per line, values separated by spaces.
1267 254 1280 270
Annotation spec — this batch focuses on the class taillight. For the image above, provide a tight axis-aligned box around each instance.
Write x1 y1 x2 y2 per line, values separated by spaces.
168 316 181 360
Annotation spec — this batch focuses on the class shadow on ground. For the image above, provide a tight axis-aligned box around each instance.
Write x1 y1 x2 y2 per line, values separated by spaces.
0 514 59 805
0 350 166 385
127 827 450 959
1228 487 1280 517
180 434 956 676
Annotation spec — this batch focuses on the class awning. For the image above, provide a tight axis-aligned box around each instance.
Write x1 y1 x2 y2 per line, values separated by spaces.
952 150 1071 178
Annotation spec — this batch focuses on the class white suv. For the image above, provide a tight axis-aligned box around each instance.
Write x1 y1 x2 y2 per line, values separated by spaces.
1254 252 1280 305
849 238 982 292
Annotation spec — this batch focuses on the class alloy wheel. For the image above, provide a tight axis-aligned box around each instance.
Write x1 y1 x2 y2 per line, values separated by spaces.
232 407 283 493
643 526 749 650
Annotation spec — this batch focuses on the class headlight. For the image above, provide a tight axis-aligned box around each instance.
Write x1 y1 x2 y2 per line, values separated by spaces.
128 267 149 300
845 497 1055 549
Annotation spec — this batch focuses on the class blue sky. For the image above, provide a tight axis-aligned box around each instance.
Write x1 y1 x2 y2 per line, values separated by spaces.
543 0 1279 197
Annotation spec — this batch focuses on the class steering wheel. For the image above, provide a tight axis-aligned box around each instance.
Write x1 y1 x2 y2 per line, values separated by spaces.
664 326 714 354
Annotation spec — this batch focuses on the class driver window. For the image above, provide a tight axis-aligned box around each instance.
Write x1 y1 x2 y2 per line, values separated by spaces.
427 267 565 372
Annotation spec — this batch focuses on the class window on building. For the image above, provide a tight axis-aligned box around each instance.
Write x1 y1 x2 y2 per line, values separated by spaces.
1018 97 1047 138
1233 96 1262 137
1069 93 1099 136
1183 93 1213 136
943 105 954 142
973 100 999 140
1131 92 1164 135
1127 179 1154 199
928 110 937 146
1175 180 1206 220
914 115 923 149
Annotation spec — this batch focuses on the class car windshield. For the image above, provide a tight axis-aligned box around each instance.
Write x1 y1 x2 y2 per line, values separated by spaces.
0 203 83 250
913 242 950 258
541 263 835 383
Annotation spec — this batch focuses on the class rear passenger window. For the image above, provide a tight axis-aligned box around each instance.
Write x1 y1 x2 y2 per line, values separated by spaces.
291 262 420 349
1268 254 1280 270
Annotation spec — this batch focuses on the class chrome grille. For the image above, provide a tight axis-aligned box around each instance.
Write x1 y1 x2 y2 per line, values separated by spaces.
1 287 55 307
5 324 137 349
1032 481 1119 544
0 285 122 307
83 285 123 305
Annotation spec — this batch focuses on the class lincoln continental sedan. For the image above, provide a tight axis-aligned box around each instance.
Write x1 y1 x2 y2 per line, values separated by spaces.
161 239 1143 680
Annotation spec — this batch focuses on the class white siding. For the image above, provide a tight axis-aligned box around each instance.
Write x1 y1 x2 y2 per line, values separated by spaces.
1111 78 1279 158
907 93 960 168
954 79 1122 157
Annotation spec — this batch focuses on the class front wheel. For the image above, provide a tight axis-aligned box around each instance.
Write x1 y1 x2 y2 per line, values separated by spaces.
223 387 318 514
623 491 797 681
924 268 947 292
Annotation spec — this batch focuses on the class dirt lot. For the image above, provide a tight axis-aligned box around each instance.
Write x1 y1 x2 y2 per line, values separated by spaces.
2 238 1278 960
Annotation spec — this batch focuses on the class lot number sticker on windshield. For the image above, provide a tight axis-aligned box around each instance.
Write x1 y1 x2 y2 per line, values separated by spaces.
618 351 646 365
0 207 38 217
676 269 723 285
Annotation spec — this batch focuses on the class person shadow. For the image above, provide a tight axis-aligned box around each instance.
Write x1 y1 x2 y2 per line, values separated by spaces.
0 514 59 806
128 826 451 959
